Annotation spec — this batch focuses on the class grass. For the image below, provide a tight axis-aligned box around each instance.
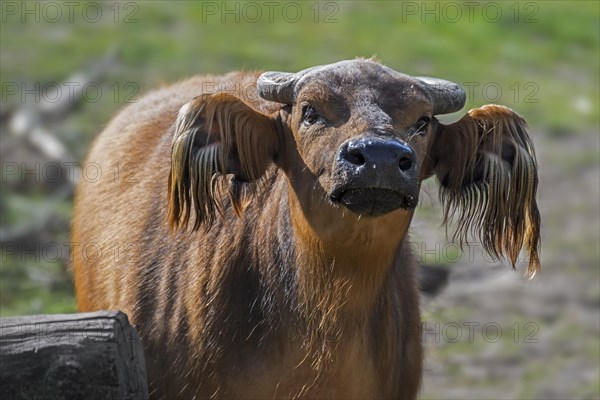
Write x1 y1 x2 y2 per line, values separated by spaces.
1 3 598 399
0 0 598 318
2 1 598 140
0 255 76 316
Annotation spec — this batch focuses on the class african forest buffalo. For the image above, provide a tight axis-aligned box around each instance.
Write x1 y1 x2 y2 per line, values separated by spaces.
72 59 540 399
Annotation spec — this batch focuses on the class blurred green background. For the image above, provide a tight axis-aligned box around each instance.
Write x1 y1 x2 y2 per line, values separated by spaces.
1 1 599 399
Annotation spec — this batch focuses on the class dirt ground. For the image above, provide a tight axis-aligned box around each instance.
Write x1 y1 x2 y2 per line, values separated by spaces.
1 91 597 398
415 131 600 399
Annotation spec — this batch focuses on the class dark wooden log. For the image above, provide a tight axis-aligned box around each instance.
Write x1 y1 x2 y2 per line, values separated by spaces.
0 310 148 400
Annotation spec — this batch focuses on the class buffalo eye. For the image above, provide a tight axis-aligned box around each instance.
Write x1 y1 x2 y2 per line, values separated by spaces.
301 104 321 126
414 116 431 135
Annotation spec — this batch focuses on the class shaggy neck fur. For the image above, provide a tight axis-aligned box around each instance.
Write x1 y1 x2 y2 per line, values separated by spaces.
261 174 415 390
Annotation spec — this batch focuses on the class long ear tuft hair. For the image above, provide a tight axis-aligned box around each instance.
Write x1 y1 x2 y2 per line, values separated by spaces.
435 105 540 278
167 93 278 232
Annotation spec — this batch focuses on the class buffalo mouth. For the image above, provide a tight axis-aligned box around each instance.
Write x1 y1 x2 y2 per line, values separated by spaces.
330 188 418 217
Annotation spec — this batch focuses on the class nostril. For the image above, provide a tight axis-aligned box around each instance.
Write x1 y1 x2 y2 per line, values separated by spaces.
345 148 365 166
399 156 412 171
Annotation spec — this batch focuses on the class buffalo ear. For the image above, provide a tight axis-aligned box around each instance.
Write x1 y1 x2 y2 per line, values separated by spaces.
430 105 540 277
168 93 280 231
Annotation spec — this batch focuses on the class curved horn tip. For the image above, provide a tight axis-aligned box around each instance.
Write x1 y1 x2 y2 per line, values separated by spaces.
416 77 466 115
256 71 295 104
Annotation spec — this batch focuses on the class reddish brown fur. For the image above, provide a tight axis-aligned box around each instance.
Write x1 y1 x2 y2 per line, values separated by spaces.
72 60 540 399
